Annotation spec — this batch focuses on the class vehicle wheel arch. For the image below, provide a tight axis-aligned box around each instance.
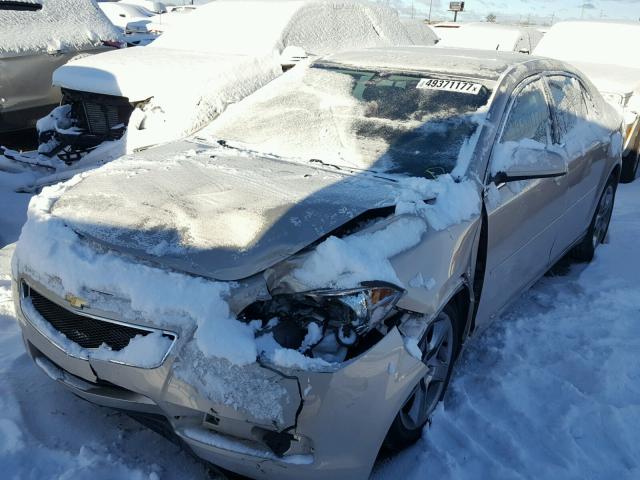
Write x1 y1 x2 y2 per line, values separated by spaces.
445 282 472 358
467 202 489 338
610 163 621 183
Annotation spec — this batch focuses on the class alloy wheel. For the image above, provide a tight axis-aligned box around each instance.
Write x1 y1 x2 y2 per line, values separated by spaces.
398 312 454 430
592 184 615 248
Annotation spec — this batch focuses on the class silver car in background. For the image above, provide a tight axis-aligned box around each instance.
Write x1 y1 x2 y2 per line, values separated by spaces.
0 0 121 134
12 47 622 479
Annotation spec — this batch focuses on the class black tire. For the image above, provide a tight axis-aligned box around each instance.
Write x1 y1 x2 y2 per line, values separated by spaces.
572 174 617 262
620 140 639 183
384 303 461 451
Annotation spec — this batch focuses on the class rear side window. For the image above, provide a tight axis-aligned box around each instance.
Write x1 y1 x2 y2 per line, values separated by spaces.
547 75 588 141
501 80 551 144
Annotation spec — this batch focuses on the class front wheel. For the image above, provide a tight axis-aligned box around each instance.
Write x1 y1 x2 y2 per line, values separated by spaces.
572 175 617 262
384 304 460 451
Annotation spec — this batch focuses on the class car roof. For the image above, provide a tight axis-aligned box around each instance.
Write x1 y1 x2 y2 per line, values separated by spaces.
318 46 546 80
150 0 417 56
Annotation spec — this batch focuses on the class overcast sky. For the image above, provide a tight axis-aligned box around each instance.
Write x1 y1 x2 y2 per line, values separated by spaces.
392 0 640 24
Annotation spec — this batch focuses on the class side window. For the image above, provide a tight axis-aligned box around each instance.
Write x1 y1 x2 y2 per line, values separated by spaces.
547 75 588 141
501 80 551 144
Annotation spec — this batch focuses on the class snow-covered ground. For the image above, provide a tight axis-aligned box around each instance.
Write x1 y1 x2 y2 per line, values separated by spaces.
0 178 638 478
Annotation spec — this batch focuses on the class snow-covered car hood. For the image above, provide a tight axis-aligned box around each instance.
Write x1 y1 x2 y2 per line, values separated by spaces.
570 60 640 96
50 142 400 281
52 47 274 101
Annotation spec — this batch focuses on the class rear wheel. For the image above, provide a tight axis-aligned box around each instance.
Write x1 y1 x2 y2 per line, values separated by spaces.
620 138 639 183
572 174 617 262
384 304 460 450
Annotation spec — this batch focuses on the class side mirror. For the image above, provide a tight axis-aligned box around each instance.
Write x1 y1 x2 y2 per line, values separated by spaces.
280 46 308 70
518 48 530 54
493 145 568 184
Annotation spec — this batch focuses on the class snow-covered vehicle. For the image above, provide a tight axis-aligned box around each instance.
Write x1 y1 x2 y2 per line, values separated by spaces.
12 46 622 479
0 0 121 134
123 3 198 46
98 1 155 29
534 20 640 182
109 0 168 13
35 0 431 167
98 3 198 48
435 22 543 53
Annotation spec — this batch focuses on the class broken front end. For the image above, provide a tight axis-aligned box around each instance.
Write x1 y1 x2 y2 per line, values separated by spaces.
12 267 433 480
38 88 139 164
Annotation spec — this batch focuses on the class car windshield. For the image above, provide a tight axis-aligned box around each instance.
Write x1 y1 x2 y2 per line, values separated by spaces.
206 64 493 178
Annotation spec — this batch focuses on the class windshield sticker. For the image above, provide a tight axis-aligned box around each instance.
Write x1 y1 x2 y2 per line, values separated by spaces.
417 78 482 95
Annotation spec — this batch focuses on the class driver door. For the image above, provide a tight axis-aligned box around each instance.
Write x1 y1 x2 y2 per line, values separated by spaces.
475 77 567 325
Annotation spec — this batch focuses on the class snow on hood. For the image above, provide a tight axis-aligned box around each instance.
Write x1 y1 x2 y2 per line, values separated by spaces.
53 47 282 148
0 0 120 58
52 46 276 101
13 141 480 378
49 142 401 281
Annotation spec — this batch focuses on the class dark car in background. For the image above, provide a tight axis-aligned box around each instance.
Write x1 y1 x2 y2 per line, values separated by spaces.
0 0 121 134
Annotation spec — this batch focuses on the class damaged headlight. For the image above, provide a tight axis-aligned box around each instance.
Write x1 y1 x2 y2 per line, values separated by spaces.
239 282 404 363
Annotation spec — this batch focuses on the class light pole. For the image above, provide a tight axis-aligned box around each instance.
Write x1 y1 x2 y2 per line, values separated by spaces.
428 0 433 23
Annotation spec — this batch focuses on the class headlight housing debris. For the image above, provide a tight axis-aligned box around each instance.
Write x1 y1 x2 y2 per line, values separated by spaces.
239 282 404 364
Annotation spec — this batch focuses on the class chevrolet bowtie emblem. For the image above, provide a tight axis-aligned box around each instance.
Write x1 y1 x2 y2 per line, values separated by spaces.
65 293 88 309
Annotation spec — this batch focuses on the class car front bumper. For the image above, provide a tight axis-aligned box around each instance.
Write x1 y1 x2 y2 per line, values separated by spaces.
12 274 427 480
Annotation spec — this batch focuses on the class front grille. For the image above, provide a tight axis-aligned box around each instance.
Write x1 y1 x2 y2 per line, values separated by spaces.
28 287 151 351
83 102 121 135
61 88 135 139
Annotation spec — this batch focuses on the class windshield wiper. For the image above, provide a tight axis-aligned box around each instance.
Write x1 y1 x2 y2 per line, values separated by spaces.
0 1 43 11
212 139 284 159
203 138 396 181
309 158 343 171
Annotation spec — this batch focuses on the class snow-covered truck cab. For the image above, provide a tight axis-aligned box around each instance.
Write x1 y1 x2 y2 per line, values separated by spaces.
36 0 434 167
534 20 640 182
0 0 121 134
